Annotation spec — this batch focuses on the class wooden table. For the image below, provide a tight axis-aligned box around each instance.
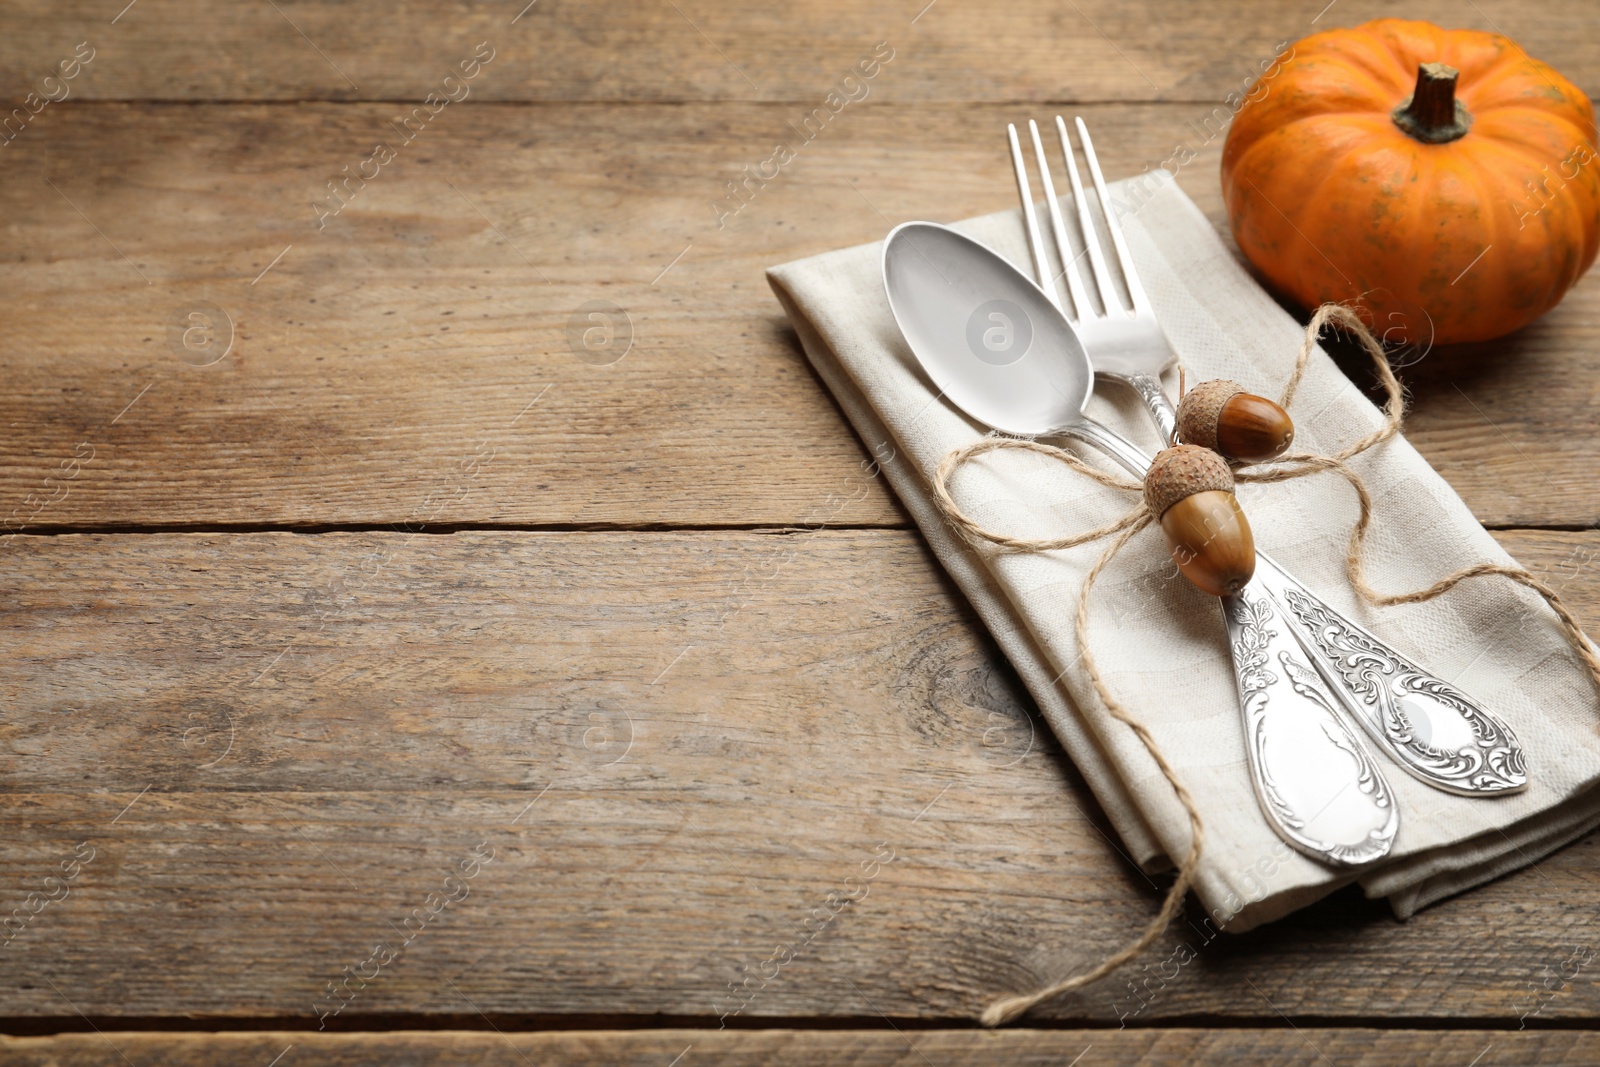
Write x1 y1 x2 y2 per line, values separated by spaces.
2 1 1598 1062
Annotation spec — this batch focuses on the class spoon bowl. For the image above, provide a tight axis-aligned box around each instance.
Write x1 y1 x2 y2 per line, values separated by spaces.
882 222 1092 437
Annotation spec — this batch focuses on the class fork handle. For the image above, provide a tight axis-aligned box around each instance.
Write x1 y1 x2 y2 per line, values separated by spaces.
1118 371 1177 447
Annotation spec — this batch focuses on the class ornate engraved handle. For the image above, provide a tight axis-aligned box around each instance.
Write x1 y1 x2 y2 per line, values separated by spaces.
1220 586 1399 866
1061 418 1398 862
1069 417 1530 799
1122 370 1178 447
1251 557 1527 796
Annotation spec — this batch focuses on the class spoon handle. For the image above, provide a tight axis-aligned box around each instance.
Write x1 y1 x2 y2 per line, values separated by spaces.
1058 422 1397 865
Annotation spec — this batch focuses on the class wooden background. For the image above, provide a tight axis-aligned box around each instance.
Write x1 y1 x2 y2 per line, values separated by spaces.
2 0 1599 1063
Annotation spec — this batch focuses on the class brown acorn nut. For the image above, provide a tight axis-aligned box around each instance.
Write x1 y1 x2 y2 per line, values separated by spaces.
1143 445 1256 597
1176 379 1294 463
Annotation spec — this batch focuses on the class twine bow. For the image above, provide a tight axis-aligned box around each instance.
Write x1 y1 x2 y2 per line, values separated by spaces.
929 304 1600 1027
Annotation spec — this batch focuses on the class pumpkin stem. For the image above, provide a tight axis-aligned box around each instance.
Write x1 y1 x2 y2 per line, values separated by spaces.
1392 62 1473 144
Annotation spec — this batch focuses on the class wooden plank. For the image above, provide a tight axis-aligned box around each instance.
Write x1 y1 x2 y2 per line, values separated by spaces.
0 1028 1591 1066
0 527 1130 1021
0 0 1594 103
1 528 1600 1022
2 101 1596 530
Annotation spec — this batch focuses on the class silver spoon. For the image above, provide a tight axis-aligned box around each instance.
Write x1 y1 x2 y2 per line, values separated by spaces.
883 220 1398 866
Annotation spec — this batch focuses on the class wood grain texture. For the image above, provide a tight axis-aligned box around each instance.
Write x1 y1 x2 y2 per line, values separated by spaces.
1 528 1599 1023
4 0 1600 1040
1 101 1596 529
0 1028 1589 1066
0 0 1594 103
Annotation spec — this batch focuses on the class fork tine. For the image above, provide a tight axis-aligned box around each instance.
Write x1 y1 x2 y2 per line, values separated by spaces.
1053 116 1121 317
1026 120 1092 322
1075 116 1150 314
1006 123 1057 309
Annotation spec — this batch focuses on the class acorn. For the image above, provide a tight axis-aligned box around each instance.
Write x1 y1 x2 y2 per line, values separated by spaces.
1144 445 1256 597
1177 379 1294 463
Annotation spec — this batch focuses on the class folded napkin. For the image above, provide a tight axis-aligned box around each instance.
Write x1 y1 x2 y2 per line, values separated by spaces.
767 170 1600 931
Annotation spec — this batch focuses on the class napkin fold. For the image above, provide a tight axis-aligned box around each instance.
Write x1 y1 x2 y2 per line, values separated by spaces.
767 170 1600 930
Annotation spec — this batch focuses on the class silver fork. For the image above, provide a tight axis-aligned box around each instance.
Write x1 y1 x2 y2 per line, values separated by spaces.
1008 115 1528 798
1009 117 1177 446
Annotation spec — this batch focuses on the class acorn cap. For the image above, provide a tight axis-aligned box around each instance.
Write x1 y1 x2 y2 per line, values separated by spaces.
1143 444 1235 518
1176 379 1245 452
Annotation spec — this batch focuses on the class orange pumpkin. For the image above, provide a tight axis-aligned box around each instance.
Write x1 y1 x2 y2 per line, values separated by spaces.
1222 18 1600 345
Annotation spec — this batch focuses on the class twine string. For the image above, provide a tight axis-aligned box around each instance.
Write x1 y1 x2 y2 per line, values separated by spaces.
933 303 1600 1027
932 437 1147 554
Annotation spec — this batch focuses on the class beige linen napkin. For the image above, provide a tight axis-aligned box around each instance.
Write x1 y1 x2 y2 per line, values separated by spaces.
767 170 1600 931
